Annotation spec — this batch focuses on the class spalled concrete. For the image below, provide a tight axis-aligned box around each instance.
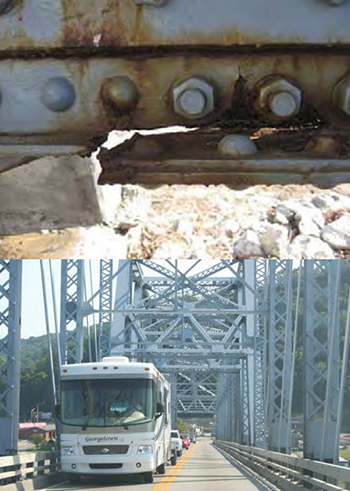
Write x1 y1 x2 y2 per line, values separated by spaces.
0 154 122 235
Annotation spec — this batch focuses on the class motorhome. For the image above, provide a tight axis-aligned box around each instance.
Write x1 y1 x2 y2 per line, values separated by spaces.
58 357 173 484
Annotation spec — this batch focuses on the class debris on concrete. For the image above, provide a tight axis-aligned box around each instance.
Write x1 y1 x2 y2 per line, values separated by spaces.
1 149 350 260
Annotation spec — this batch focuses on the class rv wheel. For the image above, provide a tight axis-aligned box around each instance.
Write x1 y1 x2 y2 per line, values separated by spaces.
144 472 154 483
171 453 177 465
157 463 166 474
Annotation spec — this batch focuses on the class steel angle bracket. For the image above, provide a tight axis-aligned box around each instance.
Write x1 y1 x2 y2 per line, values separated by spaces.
97 127 350 187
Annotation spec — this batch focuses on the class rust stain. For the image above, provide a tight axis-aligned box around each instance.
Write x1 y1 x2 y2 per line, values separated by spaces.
133 5 144 44
99 0 125 47
62 0 95 47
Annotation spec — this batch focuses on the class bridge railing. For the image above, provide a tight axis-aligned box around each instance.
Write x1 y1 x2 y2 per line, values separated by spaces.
214 440 350 491
0 452 59 486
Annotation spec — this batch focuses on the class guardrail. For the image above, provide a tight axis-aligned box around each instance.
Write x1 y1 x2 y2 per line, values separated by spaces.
0 452 59 486
214 440 350 491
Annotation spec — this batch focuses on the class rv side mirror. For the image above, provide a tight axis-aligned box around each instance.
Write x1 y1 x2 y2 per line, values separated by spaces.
55 404 61 419
156 402 165 416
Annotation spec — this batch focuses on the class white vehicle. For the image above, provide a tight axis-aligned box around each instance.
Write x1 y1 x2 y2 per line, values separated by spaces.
58 357 173 484
170 430 182 457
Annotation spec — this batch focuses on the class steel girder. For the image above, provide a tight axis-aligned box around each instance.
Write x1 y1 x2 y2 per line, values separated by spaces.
0 260 22 456
176 372 218 415
59 260 84 364
107 260 268 433
254 259 268 448
267 260 294 453
55 258 347 462
303 260 342 463
98 260 113 359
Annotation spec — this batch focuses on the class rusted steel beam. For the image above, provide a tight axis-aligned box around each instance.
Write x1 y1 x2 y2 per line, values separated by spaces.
0 0 349 52
97 129 350 186
0 0 350 182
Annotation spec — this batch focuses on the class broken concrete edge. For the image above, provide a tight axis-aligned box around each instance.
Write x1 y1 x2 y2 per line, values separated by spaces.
0 153 123 235
89 153 122 227
2 473 66 491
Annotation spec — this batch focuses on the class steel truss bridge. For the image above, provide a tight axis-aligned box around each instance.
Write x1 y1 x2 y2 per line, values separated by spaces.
0 260 349 475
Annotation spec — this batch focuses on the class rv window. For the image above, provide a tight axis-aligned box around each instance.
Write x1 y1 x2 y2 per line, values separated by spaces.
61 378 155 428
164 388 169 425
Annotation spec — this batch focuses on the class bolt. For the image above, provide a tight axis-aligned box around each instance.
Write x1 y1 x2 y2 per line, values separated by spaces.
218 135 258 157
178 88 207 117
173 77 215 119
101 76 139 115
268 91 299 119
0 0 15 15
333 76 350 116
257 76 302 120
41 77 76 112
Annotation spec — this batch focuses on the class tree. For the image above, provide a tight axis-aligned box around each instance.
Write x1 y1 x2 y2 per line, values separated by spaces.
177 418 188 433
28 434 44 449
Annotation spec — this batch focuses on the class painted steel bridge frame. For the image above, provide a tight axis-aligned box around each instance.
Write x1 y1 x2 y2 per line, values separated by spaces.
0 259 349 467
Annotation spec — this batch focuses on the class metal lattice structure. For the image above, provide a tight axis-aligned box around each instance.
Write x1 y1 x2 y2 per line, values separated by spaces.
303 260 342 462
0 260 22 456
98 260 113 359
267 260 294 452
59 260 84 364
1 259 348 465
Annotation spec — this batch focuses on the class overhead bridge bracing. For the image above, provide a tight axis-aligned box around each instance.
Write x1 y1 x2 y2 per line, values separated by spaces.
0 1 350 184
0 261 350 480
57 259 350 465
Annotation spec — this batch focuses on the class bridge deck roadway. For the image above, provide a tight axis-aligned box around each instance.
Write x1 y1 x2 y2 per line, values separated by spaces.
48 440 271 491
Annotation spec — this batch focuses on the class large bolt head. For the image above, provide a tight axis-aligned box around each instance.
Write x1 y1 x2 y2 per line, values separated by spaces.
178 88 207 117
333 76 350 116
257 76 302 120
41 77 76 112
173 77 214 119
101 76 139 115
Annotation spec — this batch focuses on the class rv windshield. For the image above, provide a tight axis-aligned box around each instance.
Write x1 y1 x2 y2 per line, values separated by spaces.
61 378 155 428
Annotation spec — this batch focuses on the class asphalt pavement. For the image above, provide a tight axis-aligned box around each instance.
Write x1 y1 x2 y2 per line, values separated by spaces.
44 440 271 491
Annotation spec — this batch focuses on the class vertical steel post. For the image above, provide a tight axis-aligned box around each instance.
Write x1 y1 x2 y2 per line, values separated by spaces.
59 260 84 364
98 260 113 359
110 260 132 356
303 260 341 462
254 259 268 448
0 260 22 455
267 260 293 453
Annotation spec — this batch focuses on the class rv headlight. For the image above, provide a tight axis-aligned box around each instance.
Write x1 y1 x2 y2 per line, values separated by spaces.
137 445 153 454
62 446 75 456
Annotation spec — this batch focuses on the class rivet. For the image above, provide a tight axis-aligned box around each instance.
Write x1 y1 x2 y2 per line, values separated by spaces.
41 77 76 112
101 76 139 115
218 135 258 157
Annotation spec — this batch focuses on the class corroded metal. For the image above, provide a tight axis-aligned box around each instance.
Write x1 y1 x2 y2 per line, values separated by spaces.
0 0 349 180
0 1 349 50
97 129 350 186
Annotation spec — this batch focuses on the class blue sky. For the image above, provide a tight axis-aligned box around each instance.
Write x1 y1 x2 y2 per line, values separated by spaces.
21 260 62 339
